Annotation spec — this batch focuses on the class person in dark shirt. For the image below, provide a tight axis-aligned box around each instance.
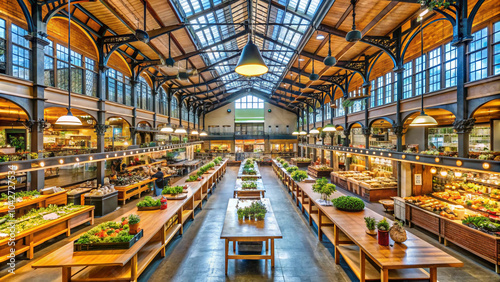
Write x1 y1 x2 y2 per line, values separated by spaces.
150 167 164 196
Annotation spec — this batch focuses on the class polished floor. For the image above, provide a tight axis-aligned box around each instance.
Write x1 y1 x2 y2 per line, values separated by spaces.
2 167 500 281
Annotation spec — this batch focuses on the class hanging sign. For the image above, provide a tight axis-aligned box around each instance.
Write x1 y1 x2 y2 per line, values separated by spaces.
415 174 422 185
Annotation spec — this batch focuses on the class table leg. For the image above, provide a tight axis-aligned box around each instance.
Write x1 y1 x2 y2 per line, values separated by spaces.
265 239 268 252
360 250 365 282
271 238 275 268
233 240 236 253
225 239 229 275
131 254 138 281
62 267 71 282
429 267 437 282
381 268 388 282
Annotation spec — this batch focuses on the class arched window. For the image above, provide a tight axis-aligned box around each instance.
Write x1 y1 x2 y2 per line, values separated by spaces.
136 77 152 111
171 97 179 118
158 88 167 115
235 95 264 109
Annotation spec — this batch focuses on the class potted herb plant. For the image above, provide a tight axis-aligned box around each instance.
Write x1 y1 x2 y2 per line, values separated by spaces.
127 214 141 235
377 218 390 246
312 177 336 205
364 217 376 236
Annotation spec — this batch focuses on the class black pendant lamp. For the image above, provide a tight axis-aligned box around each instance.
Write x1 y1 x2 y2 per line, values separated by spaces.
235 34 268 77
135 1 149 43
178 60 189 80
410 16 437 127
56 0 82 126
323 33 336 67
309 58 319 81
165 34 175 67
346 0 362 42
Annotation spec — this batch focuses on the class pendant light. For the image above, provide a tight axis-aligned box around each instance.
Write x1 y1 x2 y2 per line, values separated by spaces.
178 60 189 80
299 130 307 135
309 58 319 81
165 33 175 67
316 31 325 40
323 33 336 67
410 17 438 127
310 128 320 134
235 7 268 77
322 124 337 132
161 126 173 132
345 0 362 42
56 0 82 126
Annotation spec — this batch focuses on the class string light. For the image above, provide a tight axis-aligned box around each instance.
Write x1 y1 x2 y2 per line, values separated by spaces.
430 167 437 174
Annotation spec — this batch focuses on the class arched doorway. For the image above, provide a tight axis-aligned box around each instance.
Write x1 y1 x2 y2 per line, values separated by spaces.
105 117 131 151
0 97 30 161
369 119 396 150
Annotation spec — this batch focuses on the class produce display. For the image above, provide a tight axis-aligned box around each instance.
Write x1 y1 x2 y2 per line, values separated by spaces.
0 204 86 237
333 170 397 189
136 196 161 208
236 200 267 220
186 175 202 182
332 196 365 211
110 174 148 187
67 187 92 196
404 196 463 220
461 215 500 235
282 161 289 168
291 170 308 182
241 177 258 181
85 184 117 197
0 191 40 206
74 215 142 248
162 186 184 195
286 166 298 174
41 186 65 194
292 158 311 163
308 165 333 171
241 181 257 189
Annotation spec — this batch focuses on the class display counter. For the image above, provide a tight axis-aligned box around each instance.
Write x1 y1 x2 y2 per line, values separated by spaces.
307 165 333 178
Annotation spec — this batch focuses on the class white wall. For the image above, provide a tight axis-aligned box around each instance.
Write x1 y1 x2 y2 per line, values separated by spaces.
264 103 297 134
204 103 235 133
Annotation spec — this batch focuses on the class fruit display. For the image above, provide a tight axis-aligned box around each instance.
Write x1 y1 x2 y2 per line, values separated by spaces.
332 196 365 211
85 184 117 197
309 165 333 171
0 204 86 237
67 187 92 196
404 195 461 220
0 190 40 206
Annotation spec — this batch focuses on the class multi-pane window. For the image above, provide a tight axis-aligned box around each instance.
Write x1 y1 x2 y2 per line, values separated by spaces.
469 27 488 81
56 44 69 90
11 24 30 80
325 102 331 120
493 22 500 75
107 69 116 102
136 77 152 111
70 50 83 94
370 80 375 108
415 55 426 96
335 98 344 117
125 77 132 106
444 43 457 87
44 40 55 87
377 76 384 106
385 73 392 104
403 61 413 99
393 71 398 101
171 97 179 118
159 88 167 115
0 19 6 74
85 58 97 97
235 95 264 109
428 48 441 92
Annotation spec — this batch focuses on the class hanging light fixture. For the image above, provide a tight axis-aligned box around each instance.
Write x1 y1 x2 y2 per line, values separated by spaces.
309 58 319 81
322 124 337 132
56 0 82 126
345 0 362 42
200 130 207 136
410 16 438 127
316 31 325 40
324 33 336 67
178 60 190 80
292 131 299 135
165 33 175 67
161 125 173 132
174 125 187 134
299 130 307 135
310 128 320 134
235 11 268 77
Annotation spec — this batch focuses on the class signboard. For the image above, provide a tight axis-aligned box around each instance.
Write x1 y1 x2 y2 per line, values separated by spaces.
415 174 422 185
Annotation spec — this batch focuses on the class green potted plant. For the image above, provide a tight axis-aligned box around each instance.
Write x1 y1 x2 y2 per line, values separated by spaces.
312 177 336 202
127 214 141 235
377 218 390 246
364 217 376 236
291 170 308 182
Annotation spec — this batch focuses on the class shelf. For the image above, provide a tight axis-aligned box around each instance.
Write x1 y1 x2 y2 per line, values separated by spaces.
310 213 333 226
182 209 194 223
194 200 202 209
320 226 351 244
337 245 429 281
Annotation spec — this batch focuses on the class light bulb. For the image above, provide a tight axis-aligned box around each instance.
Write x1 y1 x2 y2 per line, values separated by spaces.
430 167 437 174
440 170 448 177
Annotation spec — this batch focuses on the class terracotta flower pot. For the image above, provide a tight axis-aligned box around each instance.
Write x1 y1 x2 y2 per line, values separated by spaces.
129 223 140 235
378 230 389 246
366 229 377 236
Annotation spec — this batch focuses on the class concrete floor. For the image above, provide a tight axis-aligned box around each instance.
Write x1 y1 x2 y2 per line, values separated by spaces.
2 166 500 281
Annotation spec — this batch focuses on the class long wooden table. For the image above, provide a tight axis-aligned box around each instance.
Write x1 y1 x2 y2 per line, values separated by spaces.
233 179 265 199
32 159 228 282
272 160 463 282
220 198 282 274
0 190 67 216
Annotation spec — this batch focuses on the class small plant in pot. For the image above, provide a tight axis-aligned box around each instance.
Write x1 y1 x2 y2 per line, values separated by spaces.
376 218 390 246
364 217 377 236
312 177 336 204
127 214 141 235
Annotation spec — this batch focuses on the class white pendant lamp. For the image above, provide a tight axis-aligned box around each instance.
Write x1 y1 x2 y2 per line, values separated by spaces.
56 0 82 126
161 125 174 132
322 124 337 132
191 129 199 135
175 125 187 134
292 131 299 135
310 128 320 134
199 131 207 136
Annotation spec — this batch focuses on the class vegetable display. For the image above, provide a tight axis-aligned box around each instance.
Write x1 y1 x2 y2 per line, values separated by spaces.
241 181 257 189
462 215 500 234
332 196 365 211
162 186 184 195
136 196 161 207
237 200 268 220
293 158 311 163
243 168 257 175
0 190 40 205
186 175 201 182
0 204 86 237
291 170 308 182
286 166 298 174
282 161 289 168
312 177 336 201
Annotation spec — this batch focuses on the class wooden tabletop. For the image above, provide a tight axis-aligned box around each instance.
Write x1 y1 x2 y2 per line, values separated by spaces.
220 198 282 239
291 173 463 269
234 179 265 191
32 159 227 269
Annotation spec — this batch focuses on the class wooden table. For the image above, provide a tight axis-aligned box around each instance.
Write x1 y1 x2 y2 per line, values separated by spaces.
272 160 463 282
31 159 228 282
220 198 282 274
233 179 265 199
114 178 154 205
0 190 67 216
